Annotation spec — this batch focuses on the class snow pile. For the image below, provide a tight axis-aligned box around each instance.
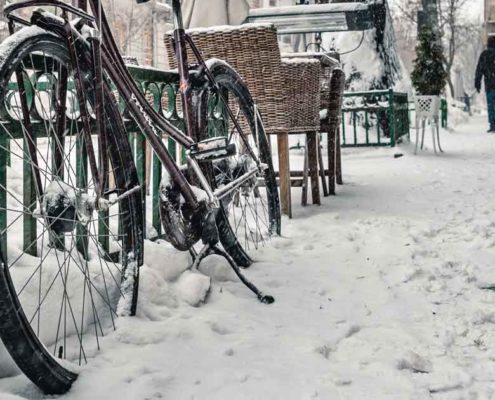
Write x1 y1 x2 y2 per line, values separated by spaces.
175 271 211 307
322 29 410 93
325 30 384 91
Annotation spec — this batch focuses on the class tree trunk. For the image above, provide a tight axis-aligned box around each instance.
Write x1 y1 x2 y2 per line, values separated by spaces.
447 75 455 97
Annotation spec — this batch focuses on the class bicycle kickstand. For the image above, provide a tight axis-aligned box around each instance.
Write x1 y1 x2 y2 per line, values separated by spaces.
189 244 275 304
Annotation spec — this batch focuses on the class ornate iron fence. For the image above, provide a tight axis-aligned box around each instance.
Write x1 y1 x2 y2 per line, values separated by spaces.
0 62 193 254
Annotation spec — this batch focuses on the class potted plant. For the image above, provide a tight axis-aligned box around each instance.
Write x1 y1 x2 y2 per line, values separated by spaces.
411 25 448 117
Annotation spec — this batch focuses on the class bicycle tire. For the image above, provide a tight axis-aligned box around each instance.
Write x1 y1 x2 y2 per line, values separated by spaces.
204 61 281 267
0 26 143 394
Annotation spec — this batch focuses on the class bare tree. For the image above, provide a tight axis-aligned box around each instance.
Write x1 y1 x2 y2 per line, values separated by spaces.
102 0 150 56
393 0 474 96
438 0 474 95
456 21 484 94
391 1 418 72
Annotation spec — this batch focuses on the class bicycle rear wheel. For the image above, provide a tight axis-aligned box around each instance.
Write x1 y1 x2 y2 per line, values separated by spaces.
204 61 281 267
0 27 143 394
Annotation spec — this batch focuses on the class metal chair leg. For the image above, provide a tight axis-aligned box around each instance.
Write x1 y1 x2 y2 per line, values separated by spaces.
414 118 420 154
436 120 444 152
421 119 426 150
317 135 329 197
432 122 438 154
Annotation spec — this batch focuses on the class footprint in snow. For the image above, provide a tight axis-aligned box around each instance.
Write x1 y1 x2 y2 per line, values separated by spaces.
396 350 432 373
315 344 333 359
345 325 361 338
144 393 164 399
346 232 357 242
271 238 294 249
123 366 159 383
334 378 352 386
209 321 232 335
265 279 282 288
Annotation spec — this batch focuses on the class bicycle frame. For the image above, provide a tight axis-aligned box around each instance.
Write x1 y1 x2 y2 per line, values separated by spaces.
3 0 261 212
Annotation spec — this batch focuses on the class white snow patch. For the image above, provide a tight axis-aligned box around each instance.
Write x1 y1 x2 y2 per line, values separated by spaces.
175 271 211 307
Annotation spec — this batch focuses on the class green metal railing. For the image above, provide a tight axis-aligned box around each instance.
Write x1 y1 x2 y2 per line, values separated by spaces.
0 63 206 256
126 65 184 239
341 88 409 147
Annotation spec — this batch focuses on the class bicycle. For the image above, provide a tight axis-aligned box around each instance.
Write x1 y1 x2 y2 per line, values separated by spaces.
0 0 281 394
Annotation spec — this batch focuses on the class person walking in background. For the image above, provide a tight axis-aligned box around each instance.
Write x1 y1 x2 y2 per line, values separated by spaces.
475 35 495 132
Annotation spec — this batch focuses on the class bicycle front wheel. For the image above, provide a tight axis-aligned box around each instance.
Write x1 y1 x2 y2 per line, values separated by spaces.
204 61 281 267
0 27 143 394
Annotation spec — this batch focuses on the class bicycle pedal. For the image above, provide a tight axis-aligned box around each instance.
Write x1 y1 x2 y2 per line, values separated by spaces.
190 137 236 162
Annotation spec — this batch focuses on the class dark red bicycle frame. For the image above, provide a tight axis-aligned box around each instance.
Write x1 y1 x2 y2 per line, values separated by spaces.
4 0 262 213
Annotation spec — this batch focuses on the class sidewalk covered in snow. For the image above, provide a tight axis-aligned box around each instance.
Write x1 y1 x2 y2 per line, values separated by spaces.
0 115 494 399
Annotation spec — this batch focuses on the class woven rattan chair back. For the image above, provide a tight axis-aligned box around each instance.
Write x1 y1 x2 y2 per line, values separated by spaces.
165 24 289 134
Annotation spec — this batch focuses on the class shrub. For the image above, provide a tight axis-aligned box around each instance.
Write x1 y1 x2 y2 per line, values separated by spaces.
411 26 448 96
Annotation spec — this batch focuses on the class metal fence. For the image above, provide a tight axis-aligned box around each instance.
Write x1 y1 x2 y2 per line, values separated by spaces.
341 89 410 147
0 63 190 255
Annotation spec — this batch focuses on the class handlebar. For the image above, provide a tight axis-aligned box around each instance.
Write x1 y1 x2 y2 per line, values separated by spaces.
4 0 95 22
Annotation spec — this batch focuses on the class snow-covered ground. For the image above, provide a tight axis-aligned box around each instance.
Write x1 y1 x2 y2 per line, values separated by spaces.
2 115 495 399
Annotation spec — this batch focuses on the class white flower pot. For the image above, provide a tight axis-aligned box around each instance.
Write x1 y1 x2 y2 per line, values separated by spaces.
414 95 440 120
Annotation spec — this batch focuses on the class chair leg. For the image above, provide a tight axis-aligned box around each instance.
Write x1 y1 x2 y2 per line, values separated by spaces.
436 121 444 152
328 127 336 195
336 128 343 185
277 133 292 218
431 122 438 154
317 134 329 197
421 119 426 150
301 143 309 206
307 132 321 205
414 119 420 154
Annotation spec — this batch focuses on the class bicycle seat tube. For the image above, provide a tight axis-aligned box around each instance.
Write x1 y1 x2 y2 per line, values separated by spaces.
172 0 196 141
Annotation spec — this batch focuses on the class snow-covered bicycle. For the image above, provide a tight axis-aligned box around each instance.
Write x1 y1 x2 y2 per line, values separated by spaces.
0 0 280 393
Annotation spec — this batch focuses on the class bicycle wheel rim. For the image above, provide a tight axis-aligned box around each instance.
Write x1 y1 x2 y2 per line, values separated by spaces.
204 62 281 267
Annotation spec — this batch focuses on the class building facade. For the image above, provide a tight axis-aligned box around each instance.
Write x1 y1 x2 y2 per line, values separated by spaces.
486 0 495 36
105 0 172 68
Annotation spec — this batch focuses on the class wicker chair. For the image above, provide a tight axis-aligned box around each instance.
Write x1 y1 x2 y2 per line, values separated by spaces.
165 24 289 133
165 24 330 217
281 52 344 200
280 57 321 208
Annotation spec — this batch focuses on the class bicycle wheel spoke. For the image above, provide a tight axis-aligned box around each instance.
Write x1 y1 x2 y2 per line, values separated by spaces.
61 241 120 318
91 220 115 331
